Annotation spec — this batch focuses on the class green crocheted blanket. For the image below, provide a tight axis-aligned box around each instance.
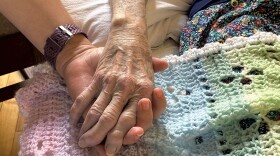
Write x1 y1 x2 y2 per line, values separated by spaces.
119 32 280 155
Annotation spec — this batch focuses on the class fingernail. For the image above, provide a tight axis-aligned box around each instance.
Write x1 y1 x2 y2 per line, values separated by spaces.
141 100 151 111
106 144 117 156
137 131 144 138
78 139 86 148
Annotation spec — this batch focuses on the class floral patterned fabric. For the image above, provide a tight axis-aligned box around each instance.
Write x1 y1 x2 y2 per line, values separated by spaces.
179 0 280 55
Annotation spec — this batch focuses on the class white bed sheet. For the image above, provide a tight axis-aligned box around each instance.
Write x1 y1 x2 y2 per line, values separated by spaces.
61 0 192 57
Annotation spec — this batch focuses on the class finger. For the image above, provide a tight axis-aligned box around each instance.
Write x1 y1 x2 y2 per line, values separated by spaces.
77 72 116 130
105 99 137 155
152 88 166 119
123 98 152 145
78 92 129 148
135 98 153 130
152 57 169 72
117 89 165 145
79 77 116 135
122 127 144 145
80 72 117 119
79 87 113 136
70 80 99 125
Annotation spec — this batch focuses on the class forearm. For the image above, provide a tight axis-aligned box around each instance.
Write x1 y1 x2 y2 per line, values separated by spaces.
0 0 73 53
109 0 147 36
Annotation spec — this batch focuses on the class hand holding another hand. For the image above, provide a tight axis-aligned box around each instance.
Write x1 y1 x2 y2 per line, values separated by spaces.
75 28 156 150
56 32 168 155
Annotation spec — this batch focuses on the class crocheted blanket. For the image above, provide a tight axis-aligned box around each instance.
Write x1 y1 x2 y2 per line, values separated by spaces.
16 32 280 155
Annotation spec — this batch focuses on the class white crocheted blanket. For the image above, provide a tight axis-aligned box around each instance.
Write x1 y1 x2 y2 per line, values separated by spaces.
16 32 280 155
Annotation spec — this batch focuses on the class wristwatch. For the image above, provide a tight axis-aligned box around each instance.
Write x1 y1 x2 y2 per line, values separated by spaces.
44 24 87 68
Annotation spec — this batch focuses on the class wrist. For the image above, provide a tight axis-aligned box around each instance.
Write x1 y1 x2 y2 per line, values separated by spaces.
56 35 93 77
111 18 147 35
110 0 146 21
44 24 88 71
108 27 149 50
110 0 147 33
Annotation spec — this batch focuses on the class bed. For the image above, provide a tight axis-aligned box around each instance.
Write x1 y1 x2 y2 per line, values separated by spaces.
13 0 280 155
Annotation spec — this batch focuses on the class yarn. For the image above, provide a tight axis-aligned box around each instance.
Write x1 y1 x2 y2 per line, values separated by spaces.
16 32 280 155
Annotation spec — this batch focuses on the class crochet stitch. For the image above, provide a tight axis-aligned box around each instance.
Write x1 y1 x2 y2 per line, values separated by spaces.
16 32 280 155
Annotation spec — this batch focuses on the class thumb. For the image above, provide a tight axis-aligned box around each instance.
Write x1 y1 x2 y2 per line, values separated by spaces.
152 57 169 72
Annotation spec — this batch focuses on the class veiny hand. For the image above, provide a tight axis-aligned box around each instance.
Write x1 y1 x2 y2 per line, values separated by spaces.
76 31 153 151
67 29 164 155
56 35 168 155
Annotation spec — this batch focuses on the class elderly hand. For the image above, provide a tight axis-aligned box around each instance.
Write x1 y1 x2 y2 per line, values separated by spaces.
56 34 168 155
75 28 155 152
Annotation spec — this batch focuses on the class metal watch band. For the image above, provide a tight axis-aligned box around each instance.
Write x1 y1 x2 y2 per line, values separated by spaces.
44 24 87 68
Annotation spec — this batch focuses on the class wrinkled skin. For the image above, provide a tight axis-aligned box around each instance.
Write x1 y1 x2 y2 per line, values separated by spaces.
57 0 164 154
76 29 155 150
56 35 168 155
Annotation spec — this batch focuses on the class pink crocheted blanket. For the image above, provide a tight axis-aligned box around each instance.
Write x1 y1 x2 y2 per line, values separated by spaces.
16 63 148 155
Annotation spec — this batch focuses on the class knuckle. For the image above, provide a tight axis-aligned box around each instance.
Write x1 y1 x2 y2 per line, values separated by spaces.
104 73 117 84
112 94 126 106
88 83 96 91
128 97 139 104
94 71 105 81
118 76 135 89
70 94 86 115
88 105 103 117
119 112 136 126
75 94 86 105
108 129 124 139
137 80 153 91
99 112 117 124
